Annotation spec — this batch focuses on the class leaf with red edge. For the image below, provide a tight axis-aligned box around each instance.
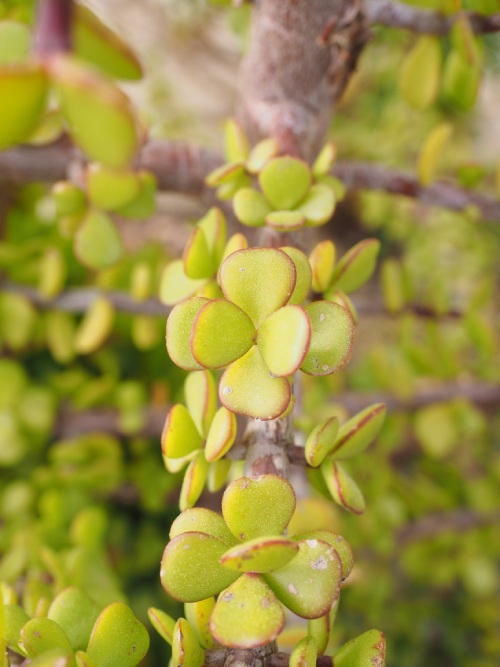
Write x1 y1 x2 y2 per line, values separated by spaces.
219 248 296 328
166 297 209 371
190 300 255 369
162 404 203 459
205 407 237 462
210 574 284 649
320 460 365 515
257 306 311 377
219 346 291 420
301 301 353 376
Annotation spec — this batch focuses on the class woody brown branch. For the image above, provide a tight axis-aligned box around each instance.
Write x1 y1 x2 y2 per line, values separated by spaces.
2 141 500 221
365 0 500 35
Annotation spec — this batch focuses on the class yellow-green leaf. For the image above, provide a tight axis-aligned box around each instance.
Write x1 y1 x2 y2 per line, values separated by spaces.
257 305 311 377
301 301 353 376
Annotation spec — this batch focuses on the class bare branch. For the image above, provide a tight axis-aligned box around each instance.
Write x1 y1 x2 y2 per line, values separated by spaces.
2 140 500 222
365 0 500 35
333 161 500 221
397 509 500 545
238 0 370 159
54 381 500 440
34 0 73 55
3 283 466 322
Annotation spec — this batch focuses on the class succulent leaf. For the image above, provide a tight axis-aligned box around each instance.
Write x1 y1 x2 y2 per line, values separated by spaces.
205 407 237 462
161 404 203 459
184 598 215 649
169 508 238 546
210 574 284 648
263 539 342 619
179 451 209 511
159 260 206 306
147 607 176 645
220 536 299 573
219 248 296 328
297 184 336 227
233 188 271 227
184 371 217 439
222 475 295 542
47 588 102 651
190 300 256 369
329 404 386 460
301 301 353 376
334 629 386 667
161 532 239 602
86 602 149 667
172 618 205 667
305 417 340 467
259 157 312 210
321 461 366 515
166 297 209 371
329 240 380 294
293 531 354 581
219 346 292 420
257 305 311 377
281 247 312 305
289 636 318 667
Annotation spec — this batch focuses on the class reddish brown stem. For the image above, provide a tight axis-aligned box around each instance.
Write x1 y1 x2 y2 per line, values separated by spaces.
34 0 73 56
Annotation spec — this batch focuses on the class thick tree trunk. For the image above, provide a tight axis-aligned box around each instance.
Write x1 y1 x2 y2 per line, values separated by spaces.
238 0 369 161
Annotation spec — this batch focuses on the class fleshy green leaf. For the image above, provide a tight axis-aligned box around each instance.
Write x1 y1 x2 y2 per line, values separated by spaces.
310 241 336 293
0 63 48 150
264 539 342 619
219 346 292 420
308 616 330 656
73 4 143 81
321 461 365 515
86 164 139 211
329 240 380 294
50 55 138 168
87 603 149 667
205 407 237 462
166 297 209 371
233 188 271 227
330 404 386 460
169 508 238 546
293 531 354 581
222 233 248 263
48 588 102 651
259 157 312 210
222 475 295 542
74 297 115 355
184 598 215 649
297 184 335 227
219 248 296 327
290 636 318 667
0 21 31 65
301 301 353 376
305 417 340 467
399 36 441 110
417 123 453 187
161 404 203 459
207 459 232 493
31 649 73 667
184 371 217 438
206 162 245 188
266 210 305 231
312 142 337 178
257 306 311 377
159 260 206 306
190 300 256 369
210 574 284 648
172 618 205 667
161 533 239 602
179 451 209 511
20 618 73 658
246 138 279 174
183 228 215 280
197 207 226 267
334 629 386 667
224 118 249 162
147 607 176 645
220 536 299 573
114 171 156 219
281 247 312 305
74 210 123 270
4 604 29 650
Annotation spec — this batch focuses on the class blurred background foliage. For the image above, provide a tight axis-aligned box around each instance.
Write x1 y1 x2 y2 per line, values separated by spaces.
0 0 499 666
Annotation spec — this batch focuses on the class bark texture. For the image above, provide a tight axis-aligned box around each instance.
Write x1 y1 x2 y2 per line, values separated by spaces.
238 0 370 161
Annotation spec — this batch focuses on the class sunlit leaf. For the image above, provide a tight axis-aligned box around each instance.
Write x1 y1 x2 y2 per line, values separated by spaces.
219 346 292 420
222 475 295 542
162 404 203 459
259 157 312 210
301 301 353 376
210 574 284 648
166 297 209 371
172 618 205 667
257 305 311 377
330 404 386 460
205 407 237 462
169 508 238 546
321 460 365 515
87 602 149 667
74 210 123 270
334 629 386 667
329 240 380 294
305 417 340 467
220 536 299 573
184 371 217 438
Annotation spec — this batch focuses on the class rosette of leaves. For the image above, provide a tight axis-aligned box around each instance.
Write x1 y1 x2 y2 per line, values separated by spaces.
309 238 381 323
166 247 354 420
160 475 354 648
159 207 248 306
206 120 341 231
161 370 237 509
305 404 386 515
2 587 149 667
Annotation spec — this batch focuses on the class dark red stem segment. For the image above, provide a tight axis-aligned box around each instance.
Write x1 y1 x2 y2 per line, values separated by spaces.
34 0 73 56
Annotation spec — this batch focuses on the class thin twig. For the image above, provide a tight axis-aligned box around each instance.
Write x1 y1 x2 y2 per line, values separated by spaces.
397 509 500 545
333 161 500 221
34 0 73 56
54 381 500 440
365 0 500 35
1 141 499 221
1 283 465 321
